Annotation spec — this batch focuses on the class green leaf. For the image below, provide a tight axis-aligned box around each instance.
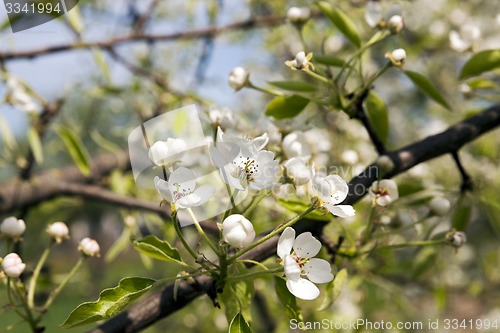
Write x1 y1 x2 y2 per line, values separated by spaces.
317 2 361 47
273 276 303 321
265 95 309 119
268 81 317 92
318 268 347 310
459 49 500 79
466 78 499 90
27 128 44 164
60 277 156 328
220 265 254 323
229 313 252 333
278 199 331 222
92 48 112 83
65 5 84 34
133 235 184 266
403 70 451 110
54 125 91 176
313 55 346 67
364 91 389 144
0 114 16 149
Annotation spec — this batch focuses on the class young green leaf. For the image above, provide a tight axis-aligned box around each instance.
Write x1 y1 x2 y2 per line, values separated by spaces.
265 95 309 119
312 55 346 67
273 276 303 322
403 70 451 110
317 2 361 47
268 81 317 92
60 277 156 328
133 235 184 266
364 91 389 144
277 199 331 222
92 48 112 83
220 277 254 324
54 125 91 176
459 49 500 80
27 127 44 164
229 313 252 333
318 268 347 310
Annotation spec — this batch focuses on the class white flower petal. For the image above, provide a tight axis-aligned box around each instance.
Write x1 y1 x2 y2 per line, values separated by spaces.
252 133 269 151
312 174 331 199
325 175 349 204
154 176 173 202
283 254 301 280
286 277 320 300
191 184 215 206
169 167 197 191
325 204 355 218
277 227 296 259
293 232 321 258
304 258 334 283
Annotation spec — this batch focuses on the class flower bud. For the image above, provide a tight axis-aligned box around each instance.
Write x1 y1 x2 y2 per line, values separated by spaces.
385 48 406 66
47 222 70 244
228 67 249 91
222 214 255 248
375 155 394 173
446 230 467 248
388 15 404 34
285 51 314 71
0 217 26 239
148 139 187 167
283 157 311 186
78 237 101 257
429 197 451 217
287 6 311 24
1 253 26 278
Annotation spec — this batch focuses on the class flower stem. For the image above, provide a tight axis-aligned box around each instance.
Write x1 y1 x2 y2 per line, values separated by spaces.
358 239 446 255
27 243 53 308
362 205 376 244
187 208 221 257
171 210 198 261
227 267 283 282
248 82 284 96
228 204 315 264
43 257 85 309
243 190 270 217
306 70 329 83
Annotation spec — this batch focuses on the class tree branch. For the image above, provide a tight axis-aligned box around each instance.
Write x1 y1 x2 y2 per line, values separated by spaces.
86 103 500 333
0 14 290 61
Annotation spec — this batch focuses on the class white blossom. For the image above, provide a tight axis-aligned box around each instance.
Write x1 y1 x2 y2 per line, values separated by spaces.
211 128 278 191
0 217 26 239
287 7 311 24
311 173 355 218
429 197 451 216
365 1 383 27
5 78 40 113
385 48 406 66
148 139 187 167
154 167 215 209
370 179 399 206
283 157 311 186
78 237 101 257
222 214 255 248
228 67 249 91
282 131 312 160
277 227 333 300
208 108 237 129
47 222 70 244
449 24 481 52
285 51 314 71
1 253 26 278
341 150 359 165
388 15 404 33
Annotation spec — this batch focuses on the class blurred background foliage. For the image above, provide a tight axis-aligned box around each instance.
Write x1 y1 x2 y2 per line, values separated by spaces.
1 0 500 332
